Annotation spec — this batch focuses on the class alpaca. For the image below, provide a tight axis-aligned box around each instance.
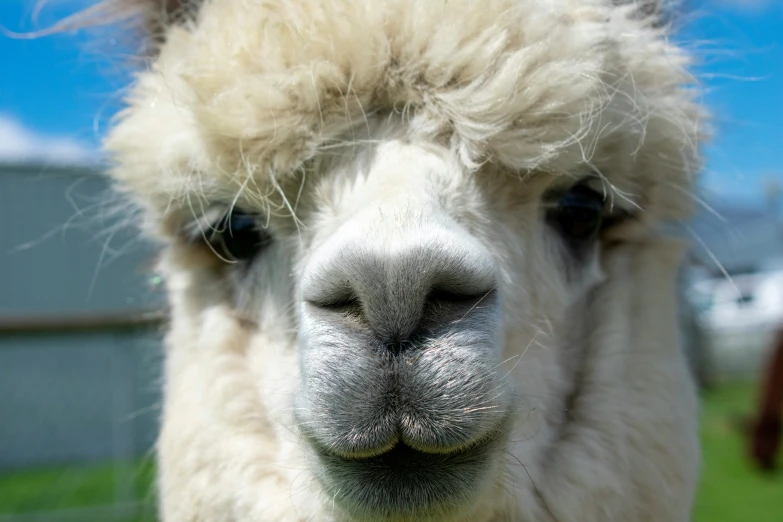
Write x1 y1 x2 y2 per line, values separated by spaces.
750 327 783 471
82 0 705 520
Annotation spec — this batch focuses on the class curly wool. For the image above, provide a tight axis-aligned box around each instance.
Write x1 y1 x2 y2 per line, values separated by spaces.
104 0 704 232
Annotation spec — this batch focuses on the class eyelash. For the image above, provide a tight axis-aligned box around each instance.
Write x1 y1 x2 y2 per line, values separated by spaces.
186 208 273 263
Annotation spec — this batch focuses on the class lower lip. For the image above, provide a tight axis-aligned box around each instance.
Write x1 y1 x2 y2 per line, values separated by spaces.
311 438 500 518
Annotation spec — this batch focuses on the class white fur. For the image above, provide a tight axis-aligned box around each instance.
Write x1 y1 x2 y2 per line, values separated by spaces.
99 1 705 520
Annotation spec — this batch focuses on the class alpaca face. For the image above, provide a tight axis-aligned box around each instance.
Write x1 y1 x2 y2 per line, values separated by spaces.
171 129 610 517
102 0 704 520
291 136 601 515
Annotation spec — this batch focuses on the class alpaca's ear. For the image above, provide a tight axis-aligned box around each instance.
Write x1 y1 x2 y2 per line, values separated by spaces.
97 0 205 37
111 0 205 30
610 0 675 27
44 0 205 54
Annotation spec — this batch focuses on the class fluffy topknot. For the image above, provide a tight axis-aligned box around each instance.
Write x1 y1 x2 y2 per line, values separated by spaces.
50 0 676 54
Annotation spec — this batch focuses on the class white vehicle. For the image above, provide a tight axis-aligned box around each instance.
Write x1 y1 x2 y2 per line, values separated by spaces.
689 269 783 380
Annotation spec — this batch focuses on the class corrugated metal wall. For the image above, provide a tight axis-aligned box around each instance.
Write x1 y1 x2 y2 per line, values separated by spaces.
0 163 165 472
0 328 162 470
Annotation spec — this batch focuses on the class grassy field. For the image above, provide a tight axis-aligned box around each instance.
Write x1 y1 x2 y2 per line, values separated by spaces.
0 458 157 522
694 382 783 522
1 382 781 521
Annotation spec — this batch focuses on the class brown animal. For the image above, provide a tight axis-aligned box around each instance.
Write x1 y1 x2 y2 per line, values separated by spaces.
751 328 783 471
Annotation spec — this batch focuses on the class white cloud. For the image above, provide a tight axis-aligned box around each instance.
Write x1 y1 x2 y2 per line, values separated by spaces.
0 115 102 167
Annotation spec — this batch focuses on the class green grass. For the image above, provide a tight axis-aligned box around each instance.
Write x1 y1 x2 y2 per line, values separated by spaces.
0 458 157 521
1 382 781 521
694 382 783 522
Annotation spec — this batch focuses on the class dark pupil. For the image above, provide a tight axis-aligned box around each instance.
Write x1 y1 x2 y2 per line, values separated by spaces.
553 186 604 241
217 212 267 261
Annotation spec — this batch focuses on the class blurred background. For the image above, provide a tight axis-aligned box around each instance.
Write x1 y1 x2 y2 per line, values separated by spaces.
1 1 782 521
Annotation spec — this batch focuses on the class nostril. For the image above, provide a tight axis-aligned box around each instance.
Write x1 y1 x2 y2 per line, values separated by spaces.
426 286 495 305
308 291 361 311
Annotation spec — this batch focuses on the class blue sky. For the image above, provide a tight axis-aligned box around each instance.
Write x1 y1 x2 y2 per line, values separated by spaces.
0 0 781 205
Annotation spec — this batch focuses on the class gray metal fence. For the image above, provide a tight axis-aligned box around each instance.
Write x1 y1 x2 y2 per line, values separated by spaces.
0 315 164 522
1 163 165 521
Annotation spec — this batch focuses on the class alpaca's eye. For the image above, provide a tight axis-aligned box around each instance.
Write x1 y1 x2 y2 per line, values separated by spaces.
210 210 271 262
547 184 605 244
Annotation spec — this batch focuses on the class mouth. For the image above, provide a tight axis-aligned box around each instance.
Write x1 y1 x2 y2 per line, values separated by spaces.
310 433 504 519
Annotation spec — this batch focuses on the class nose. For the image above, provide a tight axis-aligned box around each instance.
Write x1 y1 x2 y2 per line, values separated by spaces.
301 215 496 341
